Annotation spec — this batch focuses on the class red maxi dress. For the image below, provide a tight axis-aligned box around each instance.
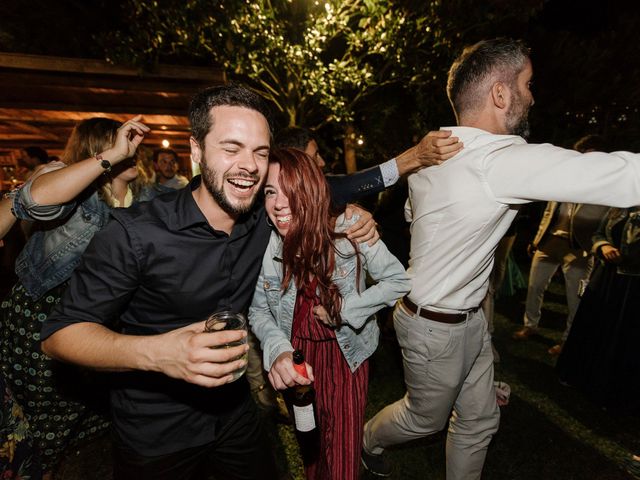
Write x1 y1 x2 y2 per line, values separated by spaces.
291 279 369 480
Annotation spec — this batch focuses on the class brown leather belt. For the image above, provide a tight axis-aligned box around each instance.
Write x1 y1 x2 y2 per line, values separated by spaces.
401 296 469 324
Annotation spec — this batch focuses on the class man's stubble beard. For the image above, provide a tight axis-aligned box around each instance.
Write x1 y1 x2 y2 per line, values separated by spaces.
200 158 259 217
506 89 531 139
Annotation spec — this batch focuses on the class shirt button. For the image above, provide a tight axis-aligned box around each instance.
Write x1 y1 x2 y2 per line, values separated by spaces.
344 344 350 349
264 281 270 289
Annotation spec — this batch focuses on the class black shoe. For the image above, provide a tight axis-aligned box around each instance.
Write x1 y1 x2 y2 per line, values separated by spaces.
361 448 391 477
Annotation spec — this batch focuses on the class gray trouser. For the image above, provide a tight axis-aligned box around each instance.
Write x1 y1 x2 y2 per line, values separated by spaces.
523 236 593 341
363 302 500 480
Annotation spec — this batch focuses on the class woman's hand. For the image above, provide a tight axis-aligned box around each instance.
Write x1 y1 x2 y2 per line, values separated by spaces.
103 115 150 164
268 351 314 390
313 305 335 327
600 244 622 263
344 205 379 246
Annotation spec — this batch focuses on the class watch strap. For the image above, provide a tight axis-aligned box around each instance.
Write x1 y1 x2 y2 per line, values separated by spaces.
95 153 112 173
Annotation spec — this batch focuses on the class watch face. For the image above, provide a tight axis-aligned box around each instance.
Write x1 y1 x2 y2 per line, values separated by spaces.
101 159 111 171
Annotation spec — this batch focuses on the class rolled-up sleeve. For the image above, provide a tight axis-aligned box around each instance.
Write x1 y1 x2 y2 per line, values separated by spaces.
41 216 141 341
12 161 76 221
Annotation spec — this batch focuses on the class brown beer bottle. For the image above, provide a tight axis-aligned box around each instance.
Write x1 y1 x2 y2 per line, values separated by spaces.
290 350 320 465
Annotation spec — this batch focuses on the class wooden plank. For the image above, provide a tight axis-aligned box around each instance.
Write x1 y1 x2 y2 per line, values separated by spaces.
0 108 189 125
0 52 224 82
4 121 62 141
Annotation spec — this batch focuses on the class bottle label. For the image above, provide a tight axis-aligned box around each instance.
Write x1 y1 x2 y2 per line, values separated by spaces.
293 362 308 379
293 404 316 432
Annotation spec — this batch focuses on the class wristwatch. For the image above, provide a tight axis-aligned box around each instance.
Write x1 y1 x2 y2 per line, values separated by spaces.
95 153 112 173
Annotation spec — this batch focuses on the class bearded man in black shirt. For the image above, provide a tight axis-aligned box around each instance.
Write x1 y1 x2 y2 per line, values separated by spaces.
41 85 295 479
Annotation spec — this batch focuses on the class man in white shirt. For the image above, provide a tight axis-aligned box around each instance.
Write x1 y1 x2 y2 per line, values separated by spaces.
361 38 640 480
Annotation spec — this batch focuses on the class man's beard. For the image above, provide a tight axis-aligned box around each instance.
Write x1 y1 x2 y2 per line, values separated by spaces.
201 161 258 217
505 90 531 139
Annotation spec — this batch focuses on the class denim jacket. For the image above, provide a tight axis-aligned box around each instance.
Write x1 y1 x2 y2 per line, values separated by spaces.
592 207 640 276
248 214 410 373
12 176 170 300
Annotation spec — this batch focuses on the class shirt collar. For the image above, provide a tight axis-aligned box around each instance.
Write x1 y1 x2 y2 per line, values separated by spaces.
441 126 527 148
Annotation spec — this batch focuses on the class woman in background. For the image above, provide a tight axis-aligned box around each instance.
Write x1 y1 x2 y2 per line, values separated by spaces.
249 148 410 480
0 116 167 477
557 206 640 411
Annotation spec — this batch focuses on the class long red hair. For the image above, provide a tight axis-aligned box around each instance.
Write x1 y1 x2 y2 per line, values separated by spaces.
270 147 359 327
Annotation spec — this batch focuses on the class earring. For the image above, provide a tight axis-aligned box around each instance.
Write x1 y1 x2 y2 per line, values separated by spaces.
266 215 274 228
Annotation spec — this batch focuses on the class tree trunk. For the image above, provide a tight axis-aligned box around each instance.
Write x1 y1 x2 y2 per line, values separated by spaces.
343 124 357 173
287 106 297 127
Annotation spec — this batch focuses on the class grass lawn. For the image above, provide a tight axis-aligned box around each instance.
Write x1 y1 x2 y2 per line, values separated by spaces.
56 280 638 479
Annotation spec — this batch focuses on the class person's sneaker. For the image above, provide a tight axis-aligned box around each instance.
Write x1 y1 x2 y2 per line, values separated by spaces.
361 448 392 477
512 326 537 340
548 343 563 356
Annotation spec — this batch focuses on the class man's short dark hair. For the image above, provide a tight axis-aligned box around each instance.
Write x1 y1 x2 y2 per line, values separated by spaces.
23 146 49 164
274 127 315 150
153 148 178 163
573 134 607 153
188 84 272 147
447 38 530 119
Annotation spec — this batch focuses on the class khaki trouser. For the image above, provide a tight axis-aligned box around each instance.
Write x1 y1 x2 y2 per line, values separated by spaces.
363 302 500 480
523 235 593 341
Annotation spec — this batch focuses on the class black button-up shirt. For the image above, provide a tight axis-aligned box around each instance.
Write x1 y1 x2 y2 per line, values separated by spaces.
41 177 271 455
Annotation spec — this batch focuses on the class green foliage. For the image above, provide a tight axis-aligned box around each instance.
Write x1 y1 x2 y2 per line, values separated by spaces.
103 1 542 131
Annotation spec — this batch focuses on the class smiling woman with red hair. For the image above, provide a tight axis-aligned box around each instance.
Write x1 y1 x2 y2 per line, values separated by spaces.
249 147 410 480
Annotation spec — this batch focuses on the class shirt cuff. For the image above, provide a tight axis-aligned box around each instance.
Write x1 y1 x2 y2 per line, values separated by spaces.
380 158 399 188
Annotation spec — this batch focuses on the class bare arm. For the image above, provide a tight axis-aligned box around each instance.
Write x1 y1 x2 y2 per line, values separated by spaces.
0 197 16 240
30 116 149 205
41 321 249 388
395 130 464 176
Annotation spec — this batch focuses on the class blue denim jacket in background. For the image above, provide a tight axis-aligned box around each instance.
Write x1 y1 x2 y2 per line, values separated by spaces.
12 178 171 300
248 214 410 373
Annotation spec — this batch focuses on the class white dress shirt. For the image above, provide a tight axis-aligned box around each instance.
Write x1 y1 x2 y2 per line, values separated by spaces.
405 126 640 313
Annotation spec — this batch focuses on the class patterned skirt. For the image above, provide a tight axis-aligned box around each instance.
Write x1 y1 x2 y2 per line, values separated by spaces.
0 282 110 473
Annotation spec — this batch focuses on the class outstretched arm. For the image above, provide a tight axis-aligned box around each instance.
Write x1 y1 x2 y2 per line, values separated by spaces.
326 130 463 206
